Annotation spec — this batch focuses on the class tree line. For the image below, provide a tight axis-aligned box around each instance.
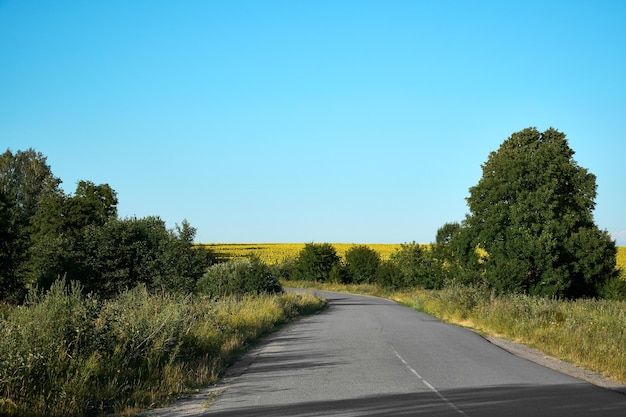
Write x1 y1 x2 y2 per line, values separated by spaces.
0 148 217 302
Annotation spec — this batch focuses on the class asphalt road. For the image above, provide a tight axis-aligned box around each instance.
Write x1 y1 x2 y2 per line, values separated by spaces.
148 290 626 416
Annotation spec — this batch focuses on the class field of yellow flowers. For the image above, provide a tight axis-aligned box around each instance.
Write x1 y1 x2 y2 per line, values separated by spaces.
203 244 626 278
201 243 404 264
617 246 626 278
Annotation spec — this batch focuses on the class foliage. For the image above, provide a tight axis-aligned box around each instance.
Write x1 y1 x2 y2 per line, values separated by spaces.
0 149 62 302
343 245 381 284
455 127 616 298
374 259 403 288
196 257 281 298
389 242 442 289
0 148 215 302
0 280 325 416
26 181 119 290
292 243 341 282
79 217 215 297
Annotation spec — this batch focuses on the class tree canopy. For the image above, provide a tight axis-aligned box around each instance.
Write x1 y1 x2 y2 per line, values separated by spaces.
455 127 616 297
0 148 215 302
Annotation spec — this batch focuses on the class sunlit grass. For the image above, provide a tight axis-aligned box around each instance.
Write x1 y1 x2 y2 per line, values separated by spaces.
0 283 326 417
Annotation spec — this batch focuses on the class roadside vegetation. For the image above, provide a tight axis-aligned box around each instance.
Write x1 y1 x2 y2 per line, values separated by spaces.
2 128 625 413
0 149 325 417
0 281 324 416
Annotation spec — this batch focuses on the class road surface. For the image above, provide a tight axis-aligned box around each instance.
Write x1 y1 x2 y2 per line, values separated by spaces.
146 290 626 416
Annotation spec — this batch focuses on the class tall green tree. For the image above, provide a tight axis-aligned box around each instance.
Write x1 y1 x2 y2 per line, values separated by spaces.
0 149 61 301
27 181 119 290
460 127 616 297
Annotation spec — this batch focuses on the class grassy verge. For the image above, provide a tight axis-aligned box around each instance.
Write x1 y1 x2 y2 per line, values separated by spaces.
284 280 626 386
0 281 326 417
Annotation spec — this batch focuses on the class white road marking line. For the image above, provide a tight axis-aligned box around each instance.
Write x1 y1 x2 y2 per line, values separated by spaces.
391 346 467 416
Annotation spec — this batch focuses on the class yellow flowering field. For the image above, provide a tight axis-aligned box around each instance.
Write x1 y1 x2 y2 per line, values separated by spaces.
201 244 626 278
200 243 405 264
617 246 626 278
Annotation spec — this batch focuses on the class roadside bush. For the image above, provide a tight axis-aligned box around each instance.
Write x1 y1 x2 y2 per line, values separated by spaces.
344 245 381 284
269 257 296 282
80 217 215 297
196 257 281 298
292 243 340 282
390 242 443 289
375 260 403 289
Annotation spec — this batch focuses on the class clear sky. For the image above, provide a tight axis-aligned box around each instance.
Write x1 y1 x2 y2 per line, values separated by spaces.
1 1 625 245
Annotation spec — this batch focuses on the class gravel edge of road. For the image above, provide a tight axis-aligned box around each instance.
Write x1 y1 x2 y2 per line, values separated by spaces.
484 335 626 394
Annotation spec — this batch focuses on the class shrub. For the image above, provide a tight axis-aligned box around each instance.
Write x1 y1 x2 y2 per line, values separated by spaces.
375 260 403 289
390 242 442 289
292 243 340 282
344 245 381 284
269 257 296 281
196 257 281 298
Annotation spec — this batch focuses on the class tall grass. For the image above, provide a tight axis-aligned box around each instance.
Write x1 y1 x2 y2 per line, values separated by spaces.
0 280 325 417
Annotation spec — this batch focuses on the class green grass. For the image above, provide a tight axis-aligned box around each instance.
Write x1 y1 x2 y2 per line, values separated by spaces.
284 279 626 386
0 281 326 417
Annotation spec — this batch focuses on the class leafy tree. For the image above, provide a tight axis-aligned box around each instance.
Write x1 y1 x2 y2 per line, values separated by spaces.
0 149 61 302
344 245 381 284
435 222 461 246
79 216 215 297
0 190 13 292
154 220 217 293
292 243 340 282
459 127 616 297
80 216 172 297
26 181 118 290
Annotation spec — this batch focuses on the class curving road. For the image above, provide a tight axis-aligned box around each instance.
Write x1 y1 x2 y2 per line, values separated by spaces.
148 290 626 416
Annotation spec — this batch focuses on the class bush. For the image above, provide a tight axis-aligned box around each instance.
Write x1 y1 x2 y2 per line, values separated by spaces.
269 257 296 282
390 242 442 289
375 260 403 289
79 217 215 297
344 245 381 284
292 243 340 282
196 257 281 298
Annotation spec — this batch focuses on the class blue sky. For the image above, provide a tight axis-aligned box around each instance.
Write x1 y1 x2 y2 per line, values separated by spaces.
1 1 625 245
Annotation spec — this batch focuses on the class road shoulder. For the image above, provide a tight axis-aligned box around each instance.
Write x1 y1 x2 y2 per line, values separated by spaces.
485 335 626 394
